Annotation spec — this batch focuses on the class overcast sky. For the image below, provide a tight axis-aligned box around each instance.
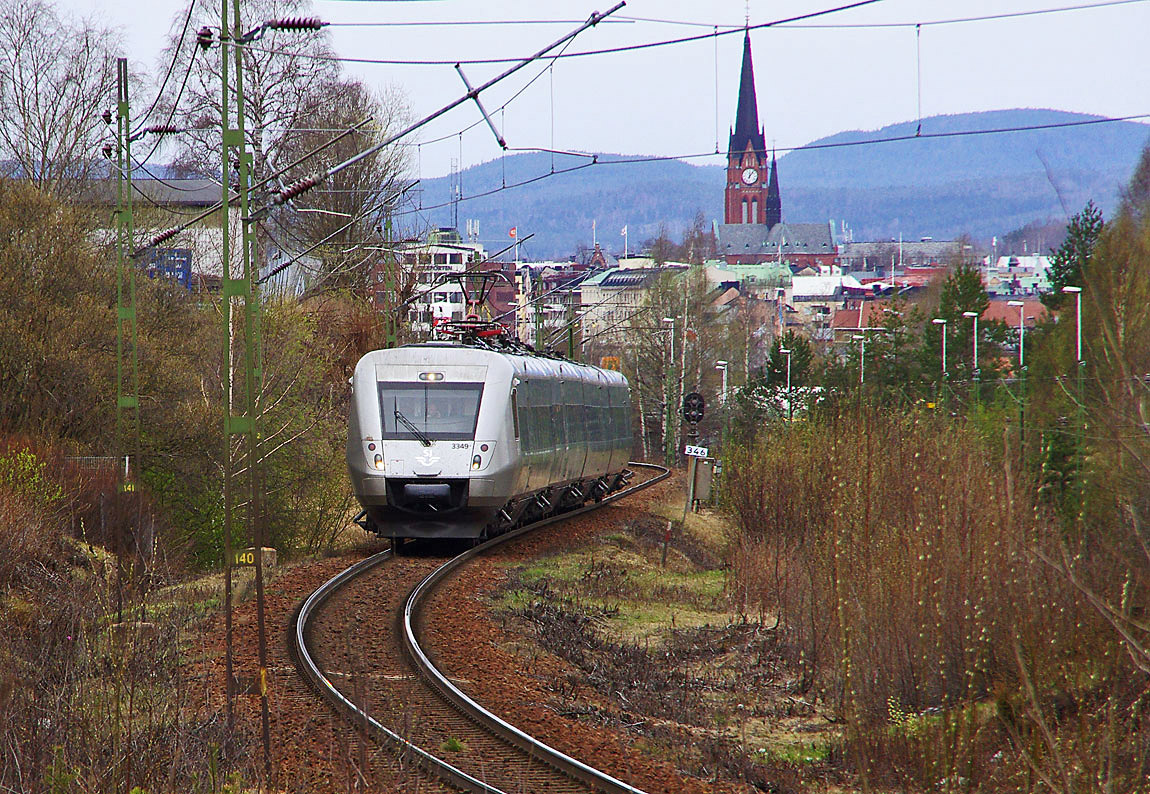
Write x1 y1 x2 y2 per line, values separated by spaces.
64 0 1150 178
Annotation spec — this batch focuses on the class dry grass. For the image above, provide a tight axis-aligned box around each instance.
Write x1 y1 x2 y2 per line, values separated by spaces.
0 440 252 792
723 408 1150 792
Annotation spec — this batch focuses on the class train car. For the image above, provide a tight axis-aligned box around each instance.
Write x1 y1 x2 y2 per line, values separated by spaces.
346 340 632 540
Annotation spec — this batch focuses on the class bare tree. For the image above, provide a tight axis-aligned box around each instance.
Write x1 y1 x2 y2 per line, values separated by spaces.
272 79 412 293
0 0 119 196
157 0 340 180
158 0 412 295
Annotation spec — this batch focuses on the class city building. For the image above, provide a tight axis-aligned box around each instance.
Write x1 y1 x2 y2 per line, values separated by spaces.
386 227 488 332
579 265 687 345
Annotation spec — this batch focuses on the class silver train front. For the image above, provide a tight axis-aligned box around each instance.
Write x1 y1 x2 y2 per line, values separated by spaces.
346 342 632 539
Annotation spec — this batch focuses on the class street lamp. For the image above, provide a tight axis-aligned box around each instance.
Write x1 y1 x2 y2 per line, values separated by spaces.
661 317 675 362
852 334 866 384
715 360 729 404
661 316 676 464
1061 286 1082 365
962 310 979 376
1007 300 1025 369
1062 286 1084 437
962 310 980 403
1008 300 1028 447
779 347 793 421
932 318 947 377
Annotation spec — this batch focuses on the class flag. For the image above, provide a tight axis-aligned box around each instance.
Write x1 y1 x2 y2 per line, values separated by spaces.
620 225 628 236
509 226 517 238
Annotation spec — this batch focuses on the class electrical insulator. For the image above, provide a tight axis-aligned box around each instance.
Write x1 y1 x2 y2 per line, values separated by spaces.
101 109 112 125
145 125 181 136
101 143 113 159
196 26 213 50
150 228 180 247
275 174 322 205
267 17 325 32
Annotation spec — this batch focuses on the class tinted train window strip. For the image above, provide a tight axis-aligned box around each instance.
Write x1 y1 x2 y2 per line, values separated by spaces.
377 381 484 441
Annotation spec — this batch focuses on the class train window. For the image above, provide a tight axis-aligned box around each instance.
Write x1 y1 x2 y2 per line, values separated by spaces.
377 381 484 441
510 388 520 440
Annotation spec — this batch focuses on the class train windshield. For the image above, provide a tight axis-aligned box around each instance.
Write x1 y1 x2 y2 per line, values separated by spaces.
377 382 484 441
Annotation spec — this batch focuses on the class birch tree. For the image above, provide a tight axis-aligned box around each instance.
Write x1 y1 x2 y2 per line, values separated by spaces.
0 0 119 196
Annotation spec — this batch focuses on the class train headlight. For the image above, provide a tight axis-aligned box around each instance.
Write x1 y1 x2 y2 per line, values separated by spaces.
471 455 482 470
373 454 384 470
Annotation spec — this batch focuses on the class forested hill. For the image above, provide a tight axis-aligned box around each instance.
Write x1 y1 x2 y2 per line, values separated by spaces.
413 109 1149 260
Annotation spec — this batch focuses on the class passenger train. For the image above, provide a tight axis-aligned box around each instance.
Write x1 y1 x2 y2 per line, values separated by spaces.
346 339 633 540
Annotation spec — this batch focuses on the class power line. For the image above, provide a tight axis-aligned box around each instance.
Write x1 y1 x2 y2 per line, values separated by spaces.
130 0 195 136
772 0 1149 28
239 0 885 67
248 0 1149 67
133 36 200 167
618 0 1147 30
382 111 1150 221
327 18 636 28
260 6 624 213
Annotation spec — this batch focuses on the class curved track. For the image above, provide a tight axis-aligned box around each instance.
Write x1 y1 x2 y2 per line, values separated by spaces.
291 463 670 793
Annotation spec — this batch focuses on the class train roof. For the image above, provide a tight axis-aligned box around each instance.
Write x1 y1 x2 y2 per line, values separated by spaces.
381 341 628 387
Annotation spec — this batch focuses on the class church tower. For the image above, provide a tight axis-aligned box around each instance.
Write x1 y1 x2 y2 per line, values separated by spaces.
724 31 780 227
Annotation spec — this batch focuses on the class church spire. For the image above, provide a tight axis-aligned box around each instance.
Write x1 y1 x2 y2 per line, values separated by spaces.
729 30 766 159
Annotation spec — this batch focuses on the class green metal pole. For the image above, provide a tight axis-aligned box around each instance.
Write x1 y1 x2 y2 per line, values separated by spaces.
233 0 270 778
222 0 271 779
219 0 237 745
114 57 140 497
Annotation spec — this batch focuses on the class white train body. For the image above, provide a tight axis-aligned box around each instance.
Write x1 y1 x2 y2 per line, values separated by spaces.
346 342 632 539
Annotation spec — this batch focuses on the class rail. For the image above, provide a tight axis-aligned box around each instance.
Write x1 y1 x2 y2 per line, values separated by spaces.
290 462 671 793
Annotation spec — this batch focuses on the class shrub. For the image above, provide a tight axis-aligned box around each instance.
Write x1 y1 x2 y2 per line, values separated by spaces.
723 408 1134 790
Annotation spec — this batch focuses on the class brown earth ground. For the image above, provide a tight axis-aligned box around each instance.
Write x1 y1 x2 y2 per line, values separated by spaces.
190 472 846 791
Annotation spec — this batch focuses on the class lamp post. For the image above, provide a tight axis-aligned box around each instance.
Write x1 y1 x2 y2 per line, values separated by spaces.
1007 300 1025 369
852 334 866 384
779 347 793 421
932 318 947 378
1062 285 1084 437
661 317 675 362
963 310 979 402
1061 286 1082 366
1008 300 1027 447
715 360 729 405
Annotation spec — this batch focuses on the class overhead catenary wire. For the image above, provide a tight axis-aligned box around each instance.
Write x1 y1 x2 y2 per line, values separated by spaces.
130 0 196 137
133 45 200 167
258 180 418 284
379 111 1150 223
239 0 1150 69
239 0 884 66
133 118 376 255
261 4 625 213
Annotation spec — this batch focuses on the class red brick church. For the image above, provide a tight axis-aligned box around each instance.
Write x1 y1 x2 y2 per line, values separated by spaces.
717 31 837 270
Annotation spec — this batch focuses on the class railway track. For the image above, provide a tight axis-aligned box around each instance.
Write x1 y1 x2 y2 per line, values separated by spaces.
291 463 671 793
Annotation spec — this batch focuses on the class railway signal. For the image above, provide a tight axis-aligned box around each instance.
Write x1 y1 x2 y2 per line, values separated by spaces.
682 392 705 424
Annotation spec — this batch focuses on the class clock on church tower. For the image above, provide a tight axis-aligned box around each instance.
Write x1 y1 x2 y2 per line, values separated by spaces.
723 30 781 228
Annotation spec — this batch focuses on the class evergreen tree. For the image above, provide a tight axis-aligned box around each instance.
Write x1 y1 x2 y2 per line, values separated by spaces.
1043 200 1103 309
765 330 813 388
935 265 991 377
